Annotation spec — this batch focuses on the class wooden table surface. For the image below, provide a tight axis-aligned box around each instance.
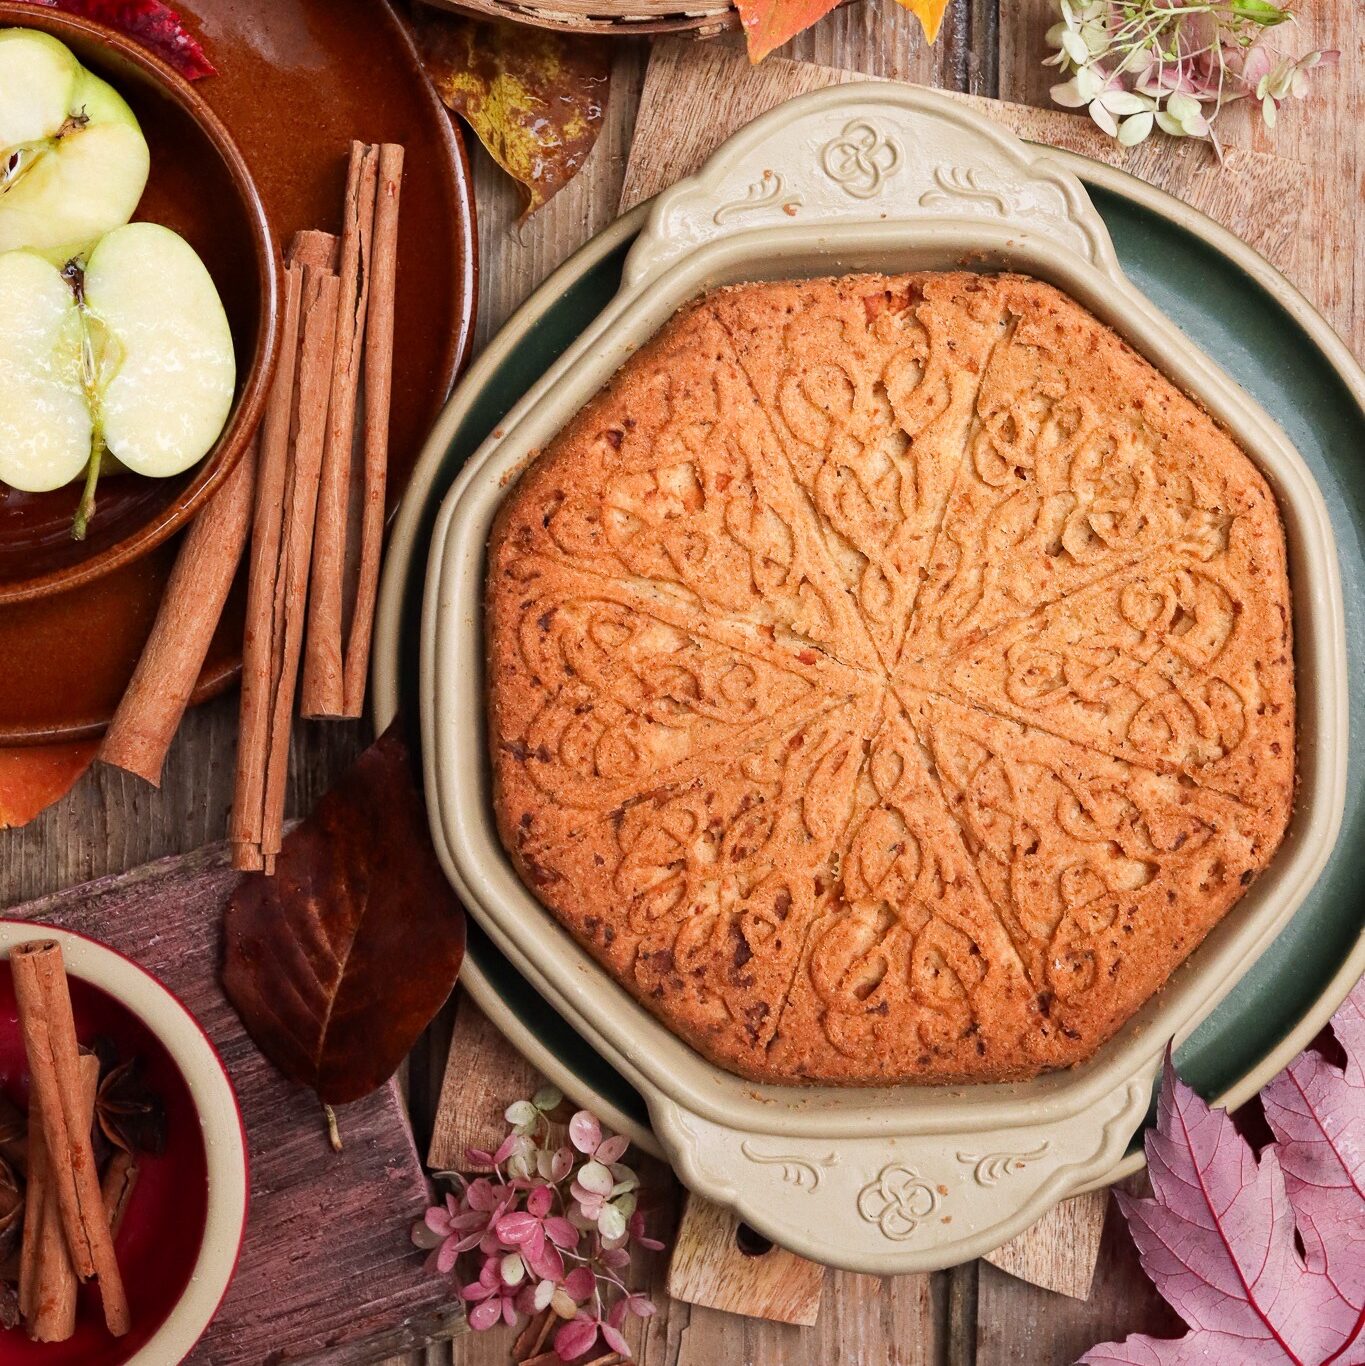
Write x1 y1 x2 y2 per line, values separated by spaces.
2 1 1357 1363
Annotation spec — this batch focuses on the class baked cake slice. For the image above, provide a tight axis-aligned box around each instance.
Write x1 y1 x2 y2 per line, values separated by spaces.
903 276 1248 661
935 542 1294 822
709 274 1009 669
909 692 1276 1062
491 299 880 671
498 693 881 1078
765 693 1043 1083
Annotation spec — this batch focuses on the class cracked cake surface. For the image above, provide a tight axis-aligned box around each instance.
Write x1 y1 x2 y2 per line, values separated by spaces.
485 271 1295 1085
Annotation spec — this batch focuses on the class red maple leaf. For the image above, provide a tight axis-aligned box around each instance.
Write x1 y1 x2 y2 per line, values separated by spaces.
14 0 215 80
1082 979 1365 1365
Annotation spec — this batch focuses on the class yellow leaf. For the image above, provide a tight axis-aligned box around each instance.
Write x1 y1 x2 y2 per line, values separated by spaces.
413 10 611 218
891 0 949 42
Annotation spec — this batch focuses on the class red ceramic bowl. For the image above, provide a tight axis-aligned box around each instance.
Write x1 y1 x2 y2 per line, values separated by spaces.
0 924 248 1365
0 4 278 605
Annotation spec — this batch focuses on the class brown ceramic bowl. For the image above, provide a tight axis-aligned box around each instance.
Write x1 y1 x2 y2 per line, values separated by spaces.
0 3 277 605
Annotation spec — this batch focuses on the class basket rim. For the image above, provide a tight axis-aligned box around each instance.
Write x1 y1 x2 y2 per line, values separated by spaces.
420 0 738 34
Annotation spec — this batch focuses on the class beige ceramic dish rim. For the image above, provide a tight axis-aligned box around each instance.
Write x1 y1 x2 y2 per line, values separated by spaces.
377 85 1355 1262
373 174 1360 1162
0 921 249 1364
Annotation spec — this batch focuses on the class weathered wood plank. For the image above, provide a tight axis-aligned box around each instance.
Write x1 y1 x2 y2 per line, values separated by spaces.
2 845 464 1365
667 1196 826 1326
428 995 563 1172
975 1177 1181 1364
982 1189 1108 1301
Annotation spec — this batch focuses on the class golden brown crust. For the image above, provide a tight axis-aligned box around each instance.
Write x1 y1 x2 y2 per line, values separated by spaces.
485 271 1296 1085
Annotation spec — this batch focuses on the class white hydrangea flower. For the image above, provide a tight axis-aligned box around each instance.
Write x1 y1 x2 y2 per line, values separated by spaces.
1042 0 1332 151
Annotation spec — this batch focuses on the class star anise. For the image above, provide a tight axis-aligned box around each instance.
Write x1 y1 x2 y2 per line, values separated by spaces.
0 1094 26 1173
96 1056 167 1157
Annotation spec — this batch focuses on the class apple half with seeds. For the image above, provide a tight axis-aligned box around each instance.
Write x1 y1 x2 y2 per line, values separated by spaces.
0 223 236 537
0 29 151 262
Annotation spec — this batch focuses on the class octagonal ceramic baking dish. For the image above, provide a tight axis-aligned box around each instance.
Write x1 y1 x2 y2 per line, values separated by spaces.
421 83 1347 1273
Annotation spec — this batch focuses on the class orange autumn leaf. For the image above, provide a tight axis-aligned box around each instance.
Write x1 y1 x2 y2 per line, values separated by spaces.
413 9 610 218
738 0 948 61
0 740 97 831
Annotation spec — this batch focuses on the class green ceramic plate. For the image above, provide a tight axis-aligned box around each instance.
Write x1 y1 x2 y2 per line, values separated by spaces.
374 160 1365 1172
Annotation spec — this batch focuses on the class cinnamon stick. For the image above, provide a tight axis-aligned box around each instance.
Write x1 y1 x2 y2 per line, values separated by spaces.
231 262 305 873
302 141 379 720
258 236 340 870
101 1150 139 1241
289 229 340 273
342 142 404 717
100 439 258 786
11 943 128 1336
17 1090 48 1320
514 1307 557 1360
28 1054 99 1343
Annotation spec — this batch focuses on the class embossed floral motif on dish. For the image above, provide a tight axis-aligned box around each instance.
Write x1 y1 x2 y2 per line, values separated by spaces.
856 1163 941 1240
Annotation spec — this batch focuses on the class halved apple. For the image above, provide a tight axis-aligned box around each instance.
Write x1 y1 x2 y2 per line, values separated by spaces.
0 224 235 534
0 29 150 262
0 248 91 494
85 222 236 479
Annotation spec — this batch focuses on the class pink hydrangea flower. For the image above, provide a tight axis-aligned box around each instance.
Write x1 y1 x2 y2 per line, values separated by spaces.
413 1092 663 1361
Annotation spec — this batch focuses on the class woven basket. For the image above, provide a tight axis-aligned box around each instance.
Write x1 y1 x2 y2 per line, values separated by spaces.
420 0 739 38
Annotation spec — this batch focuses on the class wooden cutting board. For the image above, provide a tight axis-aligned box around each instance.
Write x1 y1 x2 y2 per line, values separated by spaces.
4 844 463 1364
620 40 1318 286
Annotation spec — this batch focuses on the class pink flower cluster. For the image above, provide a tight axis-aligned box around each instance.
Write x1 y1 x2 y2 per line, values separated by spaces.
1045 0 1337 150
414 1090 664 1362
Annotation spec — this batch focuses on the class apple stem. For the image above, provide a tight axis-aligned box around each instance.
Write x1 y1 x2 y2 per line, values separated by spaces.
71 441 102 542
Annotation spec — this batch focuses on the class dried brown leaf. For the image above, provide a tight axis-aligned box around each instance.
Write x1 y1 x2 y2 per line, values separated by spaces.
413 8 610 217
222 725 466 1104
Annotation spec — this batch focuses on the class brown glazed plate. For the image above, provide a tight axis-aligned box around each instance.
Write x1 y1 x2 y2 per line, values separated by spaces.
0 2 277 606
0 0 477 744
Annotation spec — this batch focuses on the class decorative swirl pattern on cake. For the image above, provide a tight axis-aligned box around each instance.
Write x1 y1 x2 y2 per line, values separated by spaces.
486 271 1294 1085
